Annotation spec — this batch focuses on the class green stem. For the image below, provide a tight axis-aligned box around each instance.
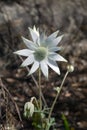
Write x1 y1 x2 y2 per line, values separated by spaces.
48 71 69 120
39 68 42 110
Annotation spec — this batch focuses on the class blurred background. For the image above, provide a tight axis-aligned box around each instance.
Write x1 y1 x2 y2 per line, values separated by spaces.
0 0 87 130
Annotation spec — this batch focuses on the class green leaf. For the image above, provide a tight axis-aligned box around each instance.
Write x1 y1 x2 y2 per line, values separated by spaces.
62 114 70 130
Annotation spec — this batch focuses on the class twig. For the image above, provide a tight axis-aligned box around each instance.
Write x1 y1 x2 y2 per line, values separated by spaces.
0 78 23 127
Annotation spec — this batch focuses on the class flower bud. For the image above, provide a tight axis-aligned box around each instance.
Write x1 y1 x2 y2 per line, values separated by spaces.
24 102 34 118
67 65 74 72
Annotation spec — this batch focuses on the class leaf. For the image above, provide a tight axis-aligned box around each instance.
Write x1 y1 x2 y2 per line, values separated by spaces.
62 114 70 130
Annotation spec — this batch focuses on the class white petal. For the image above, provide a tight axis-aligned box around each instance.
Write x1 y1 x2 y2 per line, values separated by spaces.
53 35 64 46
49 47 61 52
22 36 38 50
46 30 59 41
33 25 37 32
33 26 39 35
47 59 60 75
43 31 59 47
33 26 40 45
21 55 34 67
49 53 67 62
42 39 53 47
29 27 39 43
29 61 39 75
40 33 46 45
40 60 48 78
14 49 34 56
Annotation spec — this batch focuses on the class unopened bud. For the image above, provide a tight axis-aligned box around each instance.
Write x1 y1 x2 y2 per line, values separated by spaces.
24 102 34 118
54 87 60 93
67 65 74 72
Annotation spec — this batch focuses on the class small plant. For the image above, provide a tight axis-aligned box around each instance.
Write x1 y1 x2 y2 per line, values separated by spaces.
14 26 74 130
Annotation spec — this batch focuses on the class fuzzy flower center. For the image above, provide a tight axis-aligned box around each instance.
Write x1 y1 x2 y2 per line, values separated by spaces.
34 47 48 61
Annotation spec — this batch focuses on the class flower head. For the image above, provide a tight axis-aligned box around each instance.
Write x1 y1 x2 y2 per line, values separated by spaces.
24 102 34 118
14 26 67 78
67 65 74 72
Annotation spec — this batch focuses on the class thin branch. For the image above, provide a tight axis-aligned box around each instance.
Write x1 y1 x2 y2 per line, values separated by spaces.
0 78 23 127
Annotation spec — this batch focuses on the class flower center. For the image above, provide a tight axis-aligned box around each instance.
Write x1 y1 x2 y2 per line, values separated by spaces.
34 47 48 61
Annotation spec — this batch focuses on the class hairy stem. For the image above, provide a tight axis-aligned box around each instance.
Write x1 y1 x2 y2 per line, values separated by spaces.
39 68 42 110
48 71 69 120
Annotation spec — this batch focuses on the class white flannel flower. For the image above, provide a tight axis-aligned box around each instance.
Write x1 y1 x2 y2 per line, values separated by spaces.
14 26 67 78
